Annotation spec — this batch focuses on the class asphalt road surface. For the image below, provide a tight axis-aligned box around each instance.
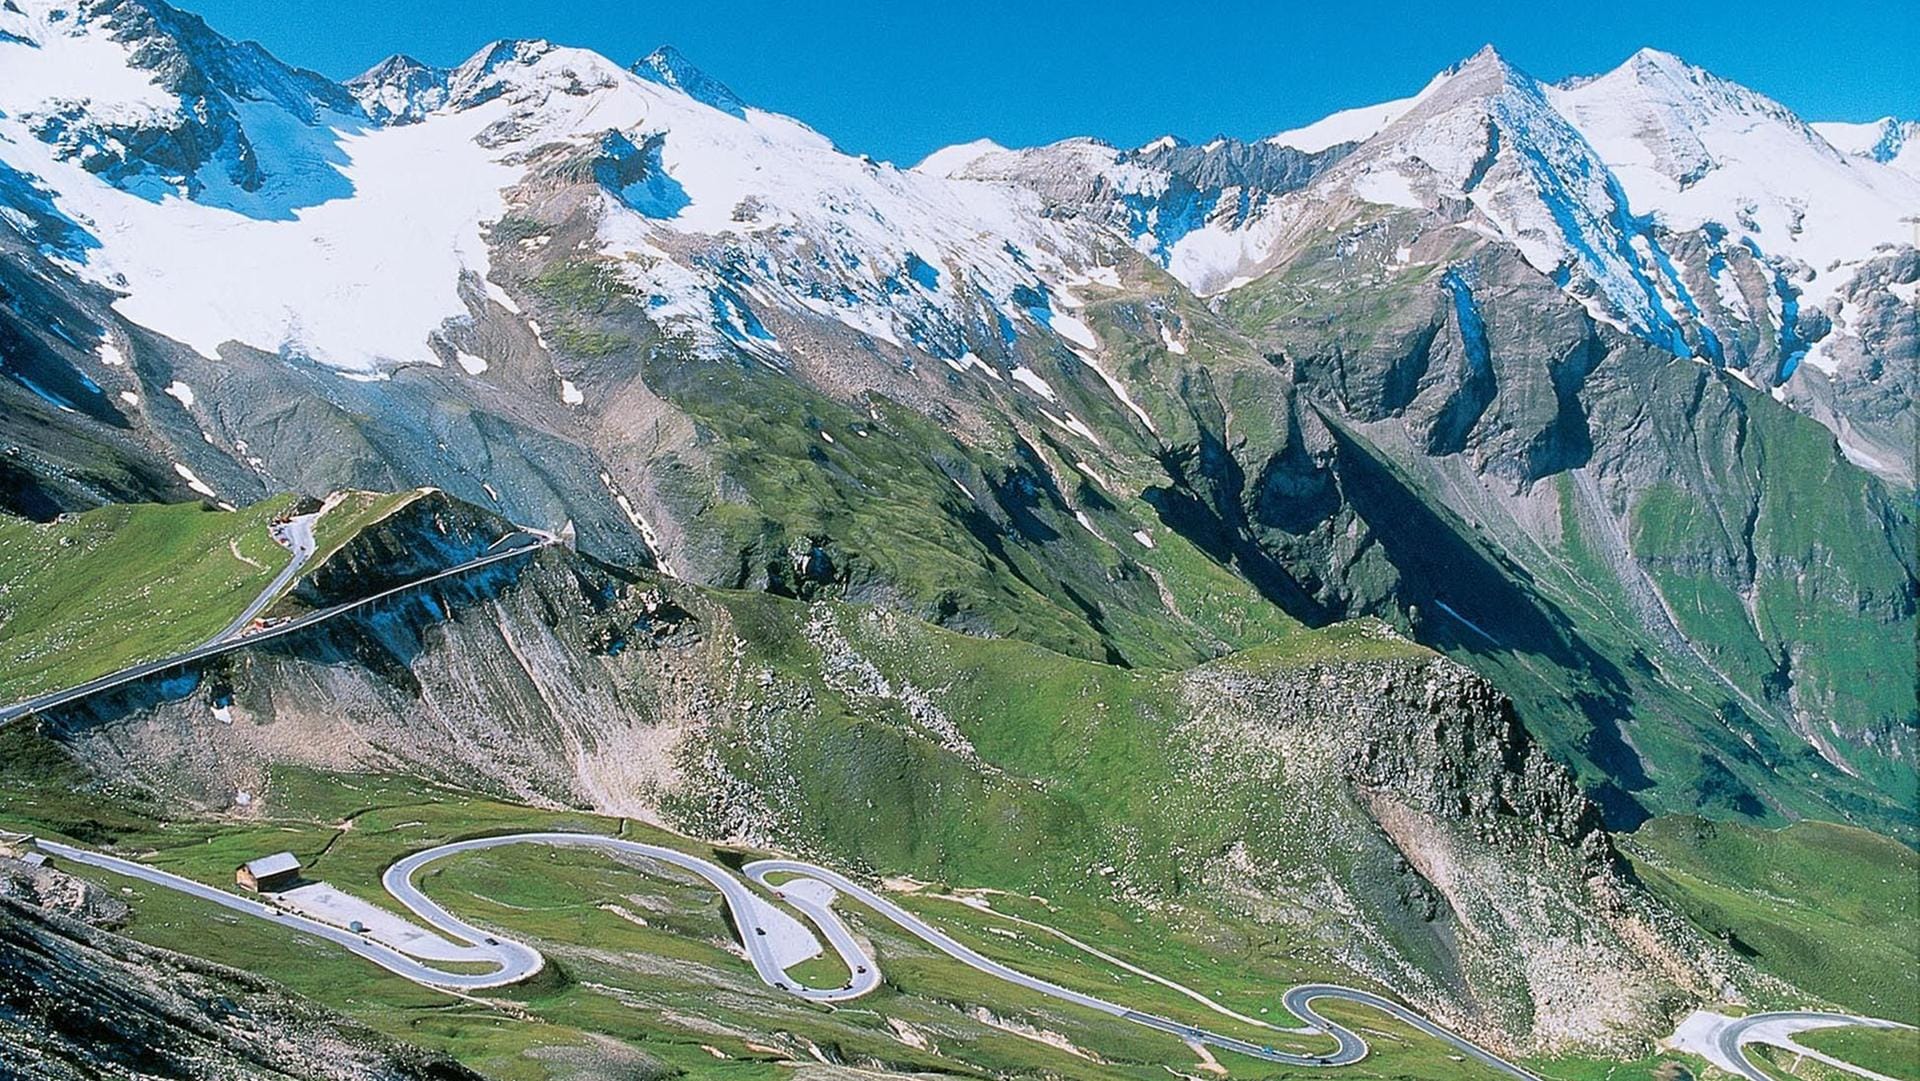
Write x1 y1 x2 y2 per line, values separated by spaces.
36 838 543 989
0 532 550 725
743 858 1541 1073
44 832 1903 1074
204 511 318 647
1709 1011 1910 1081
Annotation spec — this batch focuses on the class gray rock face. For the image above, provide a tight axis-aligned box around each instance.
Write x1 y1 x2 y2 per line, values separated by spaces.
1176 653 1756 1051
949 135 1348 280
0 894 481 1080
345 54 448 125
1778 249 1919 485
0 855 129 928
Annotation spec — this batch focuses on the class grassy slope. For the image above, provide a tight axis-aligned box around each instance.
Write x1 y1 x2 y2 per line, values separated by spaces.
648 340 1304 673
0 734 1526 1081
1793 1026 1920 1081
0 489 443 703
0 496 295 699
1626 387 1918 807
1622 817 1918 1024
688 588 1423 901
304 489 429 570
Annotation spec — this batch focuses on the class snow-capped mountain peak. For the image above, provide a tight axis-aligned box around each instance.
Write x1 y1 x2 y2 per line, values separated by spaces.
913 138 1011 179
0 9 1109 377
0 0 362 211
1550 47 1919 308
0 2 1910 448
1308 44 1712 350
1550 47 1842 188
631 45 748 119
345 54 448 125
1264 46 1497 154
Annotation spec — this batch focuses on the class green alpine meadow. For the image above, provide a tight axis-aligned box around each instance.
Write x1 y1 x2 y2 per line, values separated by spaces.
0 2 1912 1079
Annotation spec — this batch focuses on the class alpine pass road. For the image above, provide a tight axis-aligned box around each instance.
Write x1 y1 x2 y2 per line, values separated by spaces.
41 830 1576 1074
1672 1009 1915 1081
382 832 882 1003
36 838 544 990
204 509 320 647
0 531 552 725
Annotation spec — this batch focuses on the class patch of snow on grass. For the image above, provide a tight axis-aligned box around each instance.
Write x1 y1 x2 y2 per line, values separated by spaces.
1048 310 1099 350
1073 460 1108 488
1073 350 1157 433
483 277 522 314
1011 366 1058 402
1039 408 1101 444
1159 321 1189 355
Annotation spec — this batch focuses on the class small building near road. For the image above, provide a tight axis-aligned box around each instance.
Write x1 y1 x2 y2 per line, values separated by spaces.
235 852 302 893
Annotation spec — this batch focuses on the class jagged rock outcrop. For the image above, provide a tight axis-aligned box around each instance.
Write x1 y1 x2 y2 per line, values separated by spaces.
0 855 129 928
1175 650 1754 1052
0 862 478 1080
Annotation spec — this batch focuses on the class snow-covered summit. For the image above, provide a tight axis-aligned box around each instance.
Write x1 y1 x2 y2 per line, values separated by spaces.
0 9 1106 374
913 138 1010 178
1313 46 1708 348
1550 48 1919 306
1265 65 1456 152
631 45 748 119
0 4 1909 407
0 0 363 213
346 54 448 125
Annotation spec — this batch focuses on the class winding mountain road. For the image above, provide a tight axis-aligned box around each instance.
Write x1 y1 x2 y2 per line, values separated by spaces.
42 829 1571 1074
1674 1009 1915 1081
382 832 881 1002
0 531 552 725
204 511 319 647
36 838 541 989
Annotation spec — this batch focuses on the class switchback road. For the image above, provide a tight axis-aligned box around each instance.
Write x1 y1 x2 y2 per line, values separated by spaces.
43 830 1569 1074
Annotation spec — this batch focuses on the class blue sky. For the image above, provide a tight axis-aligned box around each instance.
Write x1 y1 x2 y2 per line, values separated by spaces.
193 0 1916 164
